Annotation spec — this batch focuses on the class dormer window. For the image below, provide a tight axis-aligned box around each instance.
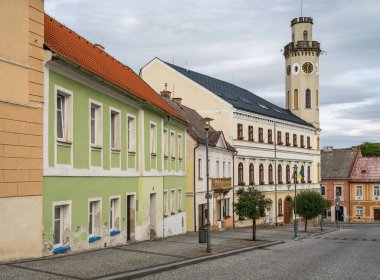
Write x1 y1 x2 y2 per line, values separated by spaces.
303 30 308 41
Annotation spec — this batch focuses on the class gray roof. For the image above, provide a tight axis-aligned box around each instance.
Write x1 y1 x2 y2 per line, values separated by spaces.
321 148 358 179
163 61 313 127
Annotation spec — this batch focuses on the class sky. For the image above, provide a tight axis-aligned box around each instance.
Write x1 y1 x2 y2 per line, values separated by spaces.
45 0 380 148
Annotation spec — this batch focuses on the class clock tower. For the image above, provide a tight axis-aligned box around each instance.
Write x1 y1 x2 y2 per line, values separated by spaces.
284 17 321 129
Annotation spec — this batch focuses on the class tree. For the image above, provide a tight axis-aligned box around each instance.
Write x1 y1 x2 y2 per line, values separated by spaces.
234 187 271 240
359 142 380 157
296 190 327 232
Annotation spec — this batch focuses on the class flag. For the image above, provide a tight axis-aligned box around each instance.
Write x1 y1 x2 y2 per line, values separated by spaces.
298 169 304 181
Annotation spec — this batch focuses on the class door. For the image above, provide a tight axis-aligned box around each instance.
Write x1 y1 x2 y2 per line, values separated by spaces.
374 209 380 221
337 206 344 222
198 204 207 229
126 195 135 241
149 193 157 239
284 197 292 224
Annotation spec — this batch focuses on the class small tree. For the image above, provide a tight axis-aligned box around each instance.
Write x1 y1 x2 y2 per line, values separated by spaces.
296 190 327 232
359 142 380 157
234 187 271 240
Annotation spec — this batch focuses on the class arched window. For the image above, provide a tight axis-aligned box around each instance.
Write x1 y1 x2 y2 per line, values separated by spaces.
301 165 305 182
259 164 264 185
303 30 308 41
305 89 311 108
294 89 299 109
249 163 254 185
278 198 283 215
238 163 244 185
286 165 290 183
307 166 311 183
268 164 273 184
278 165 282 184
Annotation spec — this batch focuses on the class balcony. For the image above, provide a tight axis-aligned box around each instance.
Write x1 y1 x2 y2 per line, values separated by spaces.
211 178 233 192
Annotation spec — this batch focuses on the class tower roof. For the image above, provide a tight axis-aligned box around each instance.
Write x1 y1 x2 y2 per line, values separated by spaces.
291 17 313 26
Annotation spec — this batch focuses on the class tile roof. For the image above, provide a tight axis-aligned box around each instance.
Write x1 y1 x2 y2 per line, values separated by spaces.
162 61 313 127
350 156 380 182
321 148 358 179
44 15 186 123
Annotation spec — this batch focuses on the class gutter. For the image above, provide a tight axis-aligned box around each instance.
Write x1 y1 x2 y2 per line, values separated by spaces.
193 141 200 231
232 149 238 228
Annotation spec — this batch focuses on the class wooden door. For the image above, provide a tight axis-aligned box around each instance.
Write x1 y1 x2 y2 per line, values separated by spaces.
284 198 292 224
374 209 380 221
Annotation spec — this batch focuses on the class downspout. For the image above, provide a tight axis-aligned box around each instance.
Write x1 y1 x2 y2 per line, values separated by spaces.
274 122 278 226
232 150 238 228
193 141 200 231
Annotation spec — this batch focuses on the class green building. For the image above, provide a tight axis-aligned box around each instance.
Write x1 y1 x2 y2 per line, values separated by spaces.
43 15 187 254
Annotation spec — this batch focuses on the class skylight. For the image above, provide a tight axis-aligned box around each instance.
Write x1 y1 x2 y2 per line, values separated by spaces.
258 104 269 109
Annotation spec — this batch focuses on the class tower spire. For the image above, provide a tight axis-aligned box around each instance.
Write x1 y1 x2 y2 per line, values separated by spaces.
301 0 303 17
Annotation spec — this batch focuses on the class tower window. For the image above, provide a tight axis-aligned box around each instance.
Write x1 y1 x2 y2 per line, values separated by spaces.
294 89 299 109
287 91 290 109
292 33 295 42
303 30 308 41
305 89 311 108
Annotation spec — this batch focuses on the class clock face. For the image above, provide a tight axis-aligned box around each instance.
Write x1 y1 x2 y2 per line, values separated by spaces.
292 63 300 75
286 65 291 76
302 62 314 74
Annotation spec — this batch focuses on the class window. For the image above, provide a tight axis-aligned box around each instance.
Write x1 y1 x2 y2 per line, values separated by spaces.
237 124 243 140
178 134 182 159
286 165 290 183
110 197 120 231
178 189 182 211
301 165 305 183
216 160 220 178
374 186 380 196
293 134 297 147
249 163 254 185
171 190 176 213
307 136 311 148
335 186 342 197
305 89 311 108
321 185 326 196
163 129 168 157
248 126 254 141
223 161 226 177
228 162 231 178
238 162 244 184
317 137 320 150
356 186 363 196
301 135 305 148
164 191 168 215
53 203 71 246
198 158 203 179
90 103 102 147
150 123 157 155
170 132 175 158
278 199 283 215
294 89 299 109
292 33 295 42
268 164 273 184
110 110 120 150
278 165 282 184
259 128 263 143
285 133 290 146
287 91 290 109
89 200 101 237
268 129 273 143
307 166 311 182
259 164 264 185
127 116 136 152
303 30 308 41
217 200 222 221
277 131 282 144
356 206 363 217
224 198 230 217
56 90 72 142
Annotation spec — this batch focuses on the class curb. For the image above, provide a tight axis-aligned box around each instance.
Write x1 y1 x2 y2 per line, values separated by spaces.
97 240 284 280
294 228 337 241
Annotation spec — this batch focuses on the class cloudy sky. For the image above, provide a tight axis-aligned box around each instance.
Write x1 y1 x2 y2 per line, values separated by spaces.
45 0 380 148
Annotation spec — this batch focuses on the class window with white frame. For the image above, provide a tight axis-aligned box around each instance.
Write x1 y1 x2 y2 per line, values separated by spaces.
90 103 102 147
163 191 168 215
228 162 231 178
321 185 326 196
223 161 226 178
224 198 230 217
198 158 202 179
170 131 175 158
216 160 220 178
217 200 222 221
374 186 380 196
56 90 72 142
178 134 182 159
335 186 342 197
89 200 101 237
171 190 176 213
127 115 136 152
53 203 71 246
356 206 363 216
110 110 120 150
178 189 182 211
356 186 363 196
163 128 168 157
150 123 157 155
109 197 120 231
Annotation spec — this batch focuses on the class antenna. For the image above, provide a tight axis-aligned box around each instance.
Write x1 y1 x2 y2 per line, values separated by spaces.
301 0 303 17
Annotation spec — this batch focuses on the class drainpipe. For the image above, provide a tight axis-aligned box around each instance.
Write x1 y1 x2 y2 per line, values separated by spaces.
193 141 200 231
232 150 238 228
274 122 278 226
348 180 351 222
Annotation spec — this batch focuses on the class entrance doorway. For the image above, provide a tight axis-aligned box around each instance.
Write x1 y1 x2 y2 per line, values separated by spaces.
284 196 292 224
374 209 380 221
198 203 207 230
149 193 157 239
336 206 344 222
126 194 135 241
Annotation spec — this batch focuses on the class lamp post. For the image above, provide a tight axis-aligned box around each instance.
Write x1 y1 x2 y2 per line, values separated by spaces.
293 165 298 238
203 117 213 253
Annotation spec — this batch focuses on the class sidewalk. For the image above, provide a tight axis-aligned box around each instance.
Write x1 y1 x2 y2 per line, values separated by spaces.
0 225 334 280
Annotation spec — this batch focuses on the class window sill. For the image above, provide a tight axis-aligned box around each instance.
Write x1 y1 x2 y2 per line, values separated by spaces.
268 141 274 144
128 151 136 155
151 153 157 158
57 140 72 147
164 214 169 218
198 178 203 181
91 145 102 151
89 236 101 243
278 214 284 217
164 155 169 159
307 146 312 149
171 156 176 160
178 209 183 213
111 148 121 153
53 246 71 254
237 137 244 141
238 182 245 186
171 211 176 215
110 230 120 236
286 143 291 146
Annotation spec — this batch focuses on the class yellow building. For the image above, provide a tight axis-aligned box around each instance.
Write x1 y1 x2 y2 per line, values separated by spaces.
0 0 44 261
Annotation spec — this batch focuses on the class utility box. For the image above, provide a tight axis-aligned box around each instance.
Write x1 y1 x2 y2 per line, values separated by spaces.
199 228 207 243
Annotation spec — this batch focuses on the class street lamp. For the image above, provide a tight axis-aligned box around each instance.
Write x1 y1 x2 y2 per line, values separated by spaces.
203 117 213 253
293 165 298 238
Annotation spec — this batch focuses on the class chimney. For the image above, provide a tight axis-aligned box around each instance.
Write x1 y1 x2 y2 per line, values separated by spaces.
172 97 182 106
323 146 333 152
160 83 171 98
94 43 105 50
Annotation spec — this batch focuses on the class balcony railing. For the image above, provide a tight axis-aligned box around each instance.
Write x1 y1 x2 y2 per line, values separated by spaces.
211 178 232 192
